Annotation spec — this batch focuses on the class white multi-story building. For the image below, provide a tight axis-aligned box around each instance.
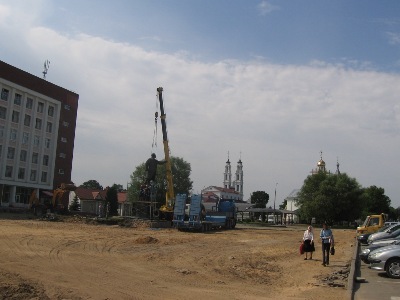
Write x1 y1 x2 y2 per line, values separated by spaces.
0 60 79 208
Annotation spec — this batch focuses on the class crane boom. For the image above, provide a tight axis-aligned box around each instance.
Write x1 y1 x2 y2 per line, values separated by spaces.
157 87 175 213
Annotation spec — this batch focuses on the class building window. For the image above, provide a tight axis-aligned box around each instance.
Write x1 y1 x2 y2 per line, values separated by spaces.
5 166 13 177
14 93 22 105
9 129 17 141
18 168 25 179
32 152 38 164
24 114 31 126
33 135 40 147
37 102 44 113
26 97 33 109
22 132 29 145
58 169 64 175
35 118 42 130
41 171 47 182
63 121 69 127
59 153 66 158
64 104 71 110
20 150 27 162
48 106 54 117
0 106 7 119
1 88 9 101
0 145 2 157
7 147 15 159
43 155 49 166
45 138 50 148
61 137 67 143
46 122 52 133
12 110 20 123
30 170 37 181
0 125 4 138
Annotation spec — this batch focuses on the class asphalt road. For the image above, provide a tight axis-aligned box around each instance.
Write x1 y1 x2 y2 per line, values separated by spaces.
353 244 400 300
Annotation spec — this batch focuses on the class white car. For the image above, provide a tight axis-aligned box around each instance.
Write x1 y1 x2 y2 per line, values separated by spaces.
368 245 400 279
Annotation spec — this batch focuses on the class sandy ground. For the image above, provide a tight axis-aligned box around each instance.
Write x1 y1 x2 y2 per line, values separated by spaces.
0 216 356 300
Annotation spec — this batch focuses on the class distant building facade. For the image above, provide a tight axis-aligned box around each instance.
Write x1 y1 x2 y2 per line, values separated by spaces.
201 154 244 202
284 189 300 223
0 60 79 208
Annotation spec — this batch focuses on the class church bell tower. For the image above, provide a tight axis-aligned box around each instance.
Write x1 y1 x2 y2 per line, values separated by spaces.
223 153 232 189
233 158 244 197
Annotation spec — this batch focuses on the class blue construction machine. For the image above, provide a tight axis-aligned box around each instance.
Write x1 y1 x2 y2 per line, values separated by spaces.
173 194 237 232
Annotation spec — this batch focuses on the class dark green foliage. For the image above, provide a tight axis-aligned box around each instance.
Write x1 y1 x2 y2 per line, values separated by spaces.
250 191 269 208
128 156 193 207
297 172 363 224
360 185 391 219
80 180 103 190
279 199 287 210
106 184 119 217
69 194 81 211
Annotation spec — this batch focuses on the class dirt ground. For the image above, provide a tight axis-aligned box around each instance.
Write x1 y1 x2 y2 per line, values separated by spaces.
0 215 357 300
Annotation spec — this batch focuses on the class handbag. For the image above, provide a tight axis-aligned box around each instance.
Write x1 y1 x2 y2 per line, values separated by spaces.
299 243 304 255
330 246 335 255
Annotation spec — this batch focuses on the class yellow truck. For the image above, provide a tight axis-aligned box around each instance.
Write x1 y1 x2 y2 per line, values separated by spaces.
356 213 388 236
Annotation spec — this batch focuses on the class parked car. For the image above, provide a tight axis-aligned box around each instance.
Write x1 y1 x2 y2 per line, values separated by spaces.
357 224 391 245
368 245 400 279
385 221 400 227
367 224 400 244
360 240 400 264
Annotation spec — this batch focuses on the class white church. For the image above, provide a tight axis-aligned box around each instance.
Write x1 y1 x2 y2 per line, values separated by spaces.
201 155 244 202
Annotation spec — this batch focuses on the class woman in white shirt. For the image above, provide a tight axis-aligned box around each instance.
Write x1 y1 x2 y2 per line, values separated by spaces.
302 225 315 260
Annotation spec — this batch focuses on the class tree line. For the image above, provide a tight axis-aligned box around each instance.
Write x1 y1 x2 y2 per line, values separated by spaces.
77 156 400 222
296 171 397 224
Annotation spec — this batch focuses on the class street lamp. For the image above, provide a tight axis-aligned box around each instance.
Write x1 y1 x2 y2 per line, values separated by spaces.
273 182 278 224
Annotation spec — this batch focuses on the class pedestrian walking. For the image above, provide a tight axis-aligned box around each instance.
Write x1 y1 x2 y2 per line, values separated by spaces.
320 223 333 266
302 225 315 260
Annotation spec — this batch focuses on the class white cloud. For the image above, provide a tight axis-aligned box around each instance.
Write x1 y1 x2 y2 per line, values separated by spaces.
387 31 400 45
257 1 279 16
1 1 400 207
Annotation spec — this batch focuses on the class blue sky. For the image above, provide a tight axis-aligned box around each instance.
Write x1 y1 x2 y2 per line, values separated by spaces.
1 0 400 208
39 0 400 69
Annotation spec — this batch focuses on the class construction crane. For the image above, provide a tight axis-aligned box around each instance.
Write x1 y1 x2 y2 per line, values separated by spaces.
156 87 175 219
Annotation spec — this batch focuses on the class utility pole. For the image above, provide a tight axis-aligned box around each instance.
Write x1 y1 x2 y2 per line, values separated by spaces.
273 182 278 224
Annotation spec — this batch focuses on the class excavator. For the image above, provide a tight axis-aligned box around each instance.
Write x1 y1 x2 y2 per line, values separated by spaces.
51 183 76 211
29 183 76 215
156 87 175 220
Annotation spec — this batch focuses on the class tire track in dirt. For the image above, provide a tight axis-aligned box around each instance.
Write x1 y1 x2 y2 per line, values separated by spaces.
48 239 84 265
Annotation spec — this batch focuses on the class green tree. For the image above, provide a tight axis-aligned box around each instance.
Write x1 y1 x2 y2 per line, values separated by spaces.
128 156 193 207
279 199 287 210
80 180 103 190
69 194 81 211
113 184 124 192
105 185 119 217
250 191 269 208
297 172 362 224
360 185 391 219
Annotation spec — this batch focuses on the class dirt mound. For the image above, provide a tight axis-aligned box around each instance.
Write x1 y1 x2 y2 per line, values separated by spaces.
0 270 49 300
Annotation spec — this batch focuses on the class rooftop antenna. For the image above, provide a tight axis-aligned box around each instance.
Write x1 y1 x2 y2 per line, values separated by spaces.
42 60 50 80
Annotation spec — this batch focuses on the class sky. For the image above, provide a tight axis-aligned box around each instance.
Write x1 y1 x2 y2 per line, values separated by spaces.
1 0 400 208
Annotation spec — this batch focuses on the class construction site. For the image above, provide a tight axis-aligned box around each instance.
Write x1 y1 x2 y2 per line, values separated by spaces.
0 214 356 300
1 87 357 299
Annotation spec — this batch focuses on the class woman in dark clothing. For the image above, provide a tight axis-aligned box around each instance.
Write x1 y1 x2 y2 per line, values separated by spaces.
302 225 314 260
